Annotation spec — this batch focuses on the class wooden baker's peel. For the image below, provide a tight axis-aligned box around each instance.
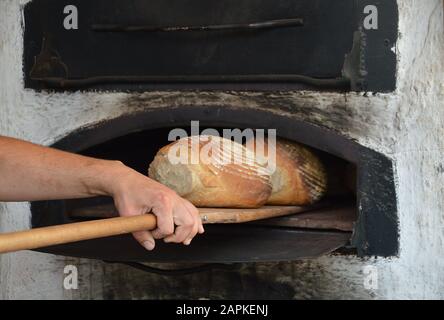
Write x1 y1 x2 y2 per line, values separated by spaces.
0 206 307 254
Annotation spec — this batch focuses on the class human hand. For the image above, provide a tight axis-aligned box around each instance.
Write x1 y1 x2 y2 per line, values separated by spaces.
105 162 204 250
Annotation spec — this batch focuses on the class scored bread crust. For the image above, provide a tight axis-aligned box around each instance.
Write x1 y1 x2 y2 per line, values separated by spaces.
148 135 272 208
247 138 327 205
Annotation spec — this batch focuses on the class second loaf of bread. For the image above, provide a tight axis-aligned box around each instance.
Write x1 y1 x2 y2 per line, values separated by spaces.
246 138 327 205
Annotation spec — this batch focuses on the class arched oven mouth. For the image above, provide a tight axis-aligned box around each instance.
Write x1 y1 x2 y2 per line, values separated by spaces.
30 106 398 262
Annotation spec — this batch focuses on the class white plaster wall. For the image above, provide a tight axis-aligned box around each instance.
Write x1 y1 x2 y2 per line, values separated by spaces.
0 0 443 299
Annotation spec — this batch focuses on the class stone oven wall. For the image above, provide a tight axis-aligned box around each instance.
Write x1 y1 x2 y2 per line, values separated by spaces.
0 0 443 299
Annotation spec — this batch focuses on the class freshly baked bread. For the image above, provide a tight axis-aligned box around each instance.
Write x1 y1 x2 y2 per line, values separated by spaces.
246 138 327 205
148 135 272 208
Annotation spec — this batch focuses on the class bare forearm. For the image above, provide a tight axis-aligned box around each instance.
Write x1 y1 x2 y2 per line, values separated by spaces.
0 136 122 201
0 135 204 249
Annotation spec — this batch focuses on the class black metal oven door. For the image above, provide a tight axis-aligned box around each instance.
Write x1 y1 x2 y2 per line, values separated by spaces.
23 0 397 92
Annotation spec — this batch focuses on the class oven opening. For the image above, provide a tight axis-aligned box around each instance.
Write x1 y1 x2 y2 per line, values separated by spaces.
67 127 357 232
31 126 359 262
29 107 398 261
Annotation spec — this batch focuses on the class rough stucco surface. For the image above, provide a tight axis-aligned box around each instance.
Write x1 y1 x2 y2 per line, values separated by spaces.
0 0 443 299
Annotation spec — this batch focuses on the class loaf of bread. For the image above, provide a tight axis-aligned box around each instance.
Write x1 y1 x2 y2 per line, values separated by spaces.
148 135 272 208
246 138 327 205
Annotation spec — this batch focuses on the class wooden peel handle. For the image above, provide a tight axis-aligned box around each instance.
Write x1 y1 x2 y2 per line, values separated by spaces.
0 206 304 254
0 214 157 254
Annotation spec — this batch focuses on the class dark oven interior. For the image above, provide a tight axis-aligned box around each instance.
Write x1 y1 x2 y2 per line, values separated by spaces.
30 107 399 262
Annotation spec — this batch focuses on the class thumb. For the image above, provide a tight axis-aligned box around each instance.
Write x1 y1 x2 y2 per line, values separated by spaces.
132 230 156 251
